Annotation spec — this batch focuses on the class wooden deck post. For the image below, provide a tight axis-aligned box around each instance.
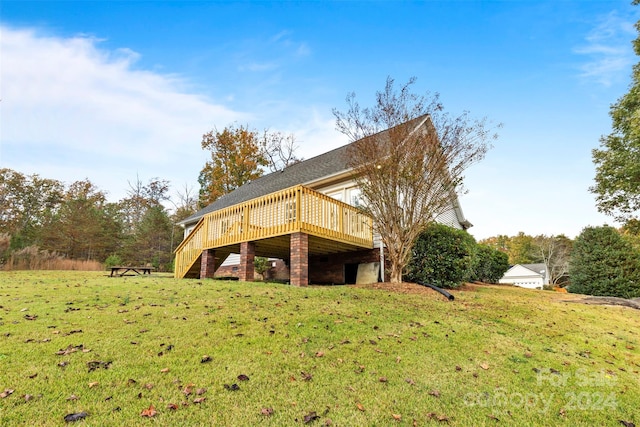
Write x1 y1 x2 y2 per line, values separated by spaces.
200 249 216 279
239 241 256 282
290 232 308 286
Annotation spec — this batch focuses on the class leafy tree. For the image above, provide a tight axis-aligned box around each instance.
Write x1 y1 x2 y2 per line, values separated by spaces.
569 225 640 298
41 180 122 260
119 177 170 234
406 223 477 289
591 2 640 221
470 244 509 283
129 205 173 270
197 124 302 208
507 232 540 265
479 235 509 253
333 76 496 283
254 256 271 280
0 168 64 249
198 124 268 207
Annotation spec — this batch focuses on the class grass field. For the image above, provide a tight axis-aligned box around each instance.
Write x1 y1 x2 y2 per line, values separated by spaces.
0 271 638 426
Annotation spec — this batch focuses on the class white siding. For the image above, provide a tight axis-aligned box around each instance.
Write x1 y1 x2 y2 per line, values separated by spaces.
499 265 546 289
435 205 464 230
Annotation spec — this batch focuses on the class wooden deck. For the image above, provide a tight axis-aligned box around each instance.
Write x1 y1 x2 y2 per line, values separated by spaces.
174 185 374 279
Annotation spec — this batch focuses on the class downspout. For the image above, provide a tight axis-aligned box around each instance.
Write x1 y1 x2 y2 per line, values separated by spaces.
379 242 385 282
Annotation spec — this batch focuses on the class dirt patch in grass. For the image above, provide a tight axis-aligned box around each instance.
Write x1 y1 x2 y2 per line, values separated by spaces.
348 281 475 296
567 295 640 310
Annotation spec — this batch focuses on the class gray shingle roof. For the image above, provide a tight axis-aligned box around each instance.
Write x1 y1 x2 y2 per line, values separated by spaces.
180 143 352 225
521 264 547 275
180 114 431 226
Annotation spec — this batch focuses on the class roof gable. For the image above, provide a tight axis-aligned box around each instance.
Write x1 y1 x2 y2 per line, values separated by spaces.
503 263 547 278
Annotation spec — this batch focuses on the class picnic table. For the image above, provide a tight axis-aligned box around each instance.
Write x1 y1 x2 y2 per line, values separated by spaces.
110 266 155 277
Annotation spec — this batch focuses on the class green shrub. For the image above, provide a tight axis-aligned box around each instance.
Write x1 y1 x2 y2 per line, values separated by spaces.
470 244 510 283
568 225 640 298
104 254 123 269
254 256 270 280
406 223 476 289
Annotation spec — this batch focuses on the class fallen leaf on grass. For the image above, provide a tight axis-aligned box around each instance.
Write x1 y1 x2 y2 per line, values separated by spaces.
301 371 313 381
56 344 84 356
405 378 416 386
23 394 34 402
141 404 157 417
237 374 250 381
224 383 240 391
67 394 79 401
426 412 450 422
88 382 99 388
392 413 402 420
480 363 489 370
182 384 194 396
315 351 324 357
379 377 387 382
619 421 635 427
167 403 179 410
24 314 38 321
303 411 320 424
201 355 212 363
193 397 206 404
87 360 111 372
196 387 207 395
487 414 500 421
160 367 170 373
64 412 88 423
261 407 274 416
356 403 365 411
1 389 14 398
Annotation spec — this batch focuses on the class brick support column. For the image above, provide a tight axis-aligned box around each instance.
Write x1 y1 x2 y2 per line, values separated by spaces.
239 241 256 282
200 249 216 279
290 232 309 287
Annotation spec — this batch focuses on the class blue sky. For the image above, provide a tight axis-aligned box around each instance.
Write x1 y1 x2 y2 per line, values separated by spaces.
1 1 638 240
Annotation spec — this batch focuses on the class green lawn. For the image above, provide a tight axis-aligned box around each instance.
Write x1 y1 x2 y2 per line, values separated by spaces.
0 271 638 426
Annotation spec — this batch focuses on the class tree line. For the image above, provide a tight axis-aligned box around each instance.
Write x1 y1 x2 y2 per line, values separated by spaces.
0 168 198 271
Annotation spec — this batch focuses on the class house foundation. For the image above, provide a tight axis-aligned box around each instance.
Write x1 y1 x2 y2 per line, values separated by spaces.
200 249 216 279
239 241 256 281
290 232 309 286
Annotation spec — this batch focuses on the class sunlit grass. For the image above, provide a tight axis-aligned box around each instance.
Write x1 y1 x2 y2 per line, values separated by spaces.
0 271 638 426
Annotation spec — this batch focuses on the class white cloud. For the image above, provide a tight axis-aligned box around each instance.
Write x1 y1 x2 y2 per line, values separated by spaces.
575 11 637 86
0 25 245 200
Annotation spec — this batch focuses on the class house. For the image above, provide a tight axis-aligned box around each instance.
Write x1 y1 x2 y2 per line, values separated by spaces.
498 263 549 289
174 115 471 286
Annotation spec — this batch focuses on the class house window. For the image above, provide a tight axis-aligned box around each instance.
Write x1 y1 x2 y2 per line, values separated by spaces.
286 200 297 222
348 188 363 207
328 190 343 202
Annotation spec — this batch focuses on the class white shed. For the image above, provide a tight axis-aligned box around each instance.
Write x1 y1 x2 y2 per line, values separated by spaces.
499 263 549 289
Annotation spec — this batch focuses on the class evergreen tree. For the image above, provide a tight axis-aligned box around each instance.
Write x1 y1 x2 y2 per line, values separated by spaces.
569 225 640 298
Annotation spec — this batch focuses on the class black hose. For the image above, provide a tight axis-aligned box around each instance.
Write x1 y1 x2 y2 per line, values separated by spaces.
416 281 455 301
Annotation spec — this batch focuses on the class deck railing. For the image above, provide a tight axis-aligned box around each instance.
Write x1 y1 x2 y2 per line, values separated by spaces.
174 185 373 278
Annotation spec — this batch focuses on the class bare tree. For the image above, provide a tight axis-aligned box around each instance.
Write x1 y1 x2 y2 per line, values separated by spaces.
534 234 573 286
260 130 303 172
333 76 497 283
